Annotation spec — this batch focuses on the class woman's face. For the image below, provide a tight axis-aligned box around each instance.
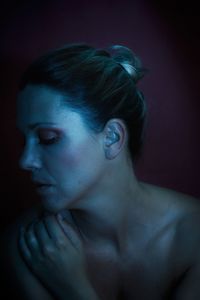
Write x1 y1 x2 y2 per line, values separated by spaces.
17 85 106 213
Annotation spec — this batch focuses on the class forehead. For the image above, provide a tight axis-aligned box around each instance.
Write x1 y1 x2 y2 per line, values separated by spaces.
17 85 83 131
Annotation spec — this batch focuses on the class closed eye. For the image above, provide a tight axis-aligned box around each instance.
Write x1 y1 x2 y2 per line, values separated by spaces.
39 136 60 145
37 129 61 146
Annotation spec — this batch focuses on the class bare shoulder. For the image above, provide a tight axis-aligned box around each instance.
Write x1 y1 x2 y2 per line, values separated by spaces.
141 181 200 218
141 182 200 259
0 204 53 300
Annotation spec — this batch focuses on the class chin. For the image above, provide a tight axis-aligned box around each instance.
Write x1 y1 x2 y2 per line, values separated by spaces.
40 194 72 214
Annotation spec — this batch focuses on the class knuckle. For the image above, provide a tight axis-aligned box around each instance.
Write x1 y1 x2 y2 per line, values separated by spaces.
29 236 36 244
25 231 35 244
55 238 65 249
26 233 37 246
42 245 54 256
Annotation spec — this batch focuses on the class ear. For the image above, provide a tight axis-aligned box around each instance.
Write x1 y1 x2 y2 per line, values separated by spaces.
103 119 127 160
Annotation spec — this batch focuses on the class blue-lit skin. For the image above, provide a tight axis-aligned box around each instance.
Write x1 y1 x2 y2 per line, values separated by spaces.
17 84 140 219
17 85 108 213
16 84 144 298
14 84 200 299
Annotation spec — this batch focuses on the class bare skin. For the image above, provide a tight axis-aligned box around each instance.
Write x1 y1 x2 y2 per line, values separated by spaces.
2 183 200 300
1 85 200 299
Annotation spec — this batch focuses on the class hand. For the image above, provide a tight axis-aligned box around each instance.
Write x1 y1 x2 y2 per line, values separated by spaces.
18 214 98 300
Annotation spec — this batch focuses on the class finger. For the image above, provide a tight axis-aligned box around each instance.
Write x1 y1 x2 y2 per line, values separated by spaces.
43 215 66 240
18 227 32 263
24 221 41 256
34 220 53 249
44 215 67 244
34 220 57 257
57 214 82 251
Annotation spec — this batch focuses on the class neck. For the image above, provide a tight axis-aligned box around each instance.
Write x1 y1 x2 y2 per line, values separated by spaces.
68 160 145 246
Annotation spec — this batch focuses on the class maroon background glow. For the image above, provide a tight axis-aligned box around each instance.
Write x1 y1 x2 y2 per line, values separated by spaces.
1 0 200 229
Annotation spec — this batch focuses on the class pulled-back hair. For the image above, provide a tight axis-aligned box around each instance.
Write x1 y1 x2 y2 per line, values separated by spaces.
19 43 147 161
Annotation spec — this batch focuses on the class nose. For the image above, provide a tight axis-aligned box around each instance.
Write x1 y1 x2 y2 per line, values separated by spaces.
19 143 42 171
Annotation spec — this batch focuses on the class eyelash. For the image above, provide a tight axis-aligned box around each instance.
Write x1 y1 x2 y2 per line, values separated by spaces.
39 136 59 145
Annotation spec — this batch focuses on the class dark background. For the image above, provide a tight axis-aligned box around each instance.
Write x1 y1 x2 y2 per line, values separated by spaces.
0 0 200 230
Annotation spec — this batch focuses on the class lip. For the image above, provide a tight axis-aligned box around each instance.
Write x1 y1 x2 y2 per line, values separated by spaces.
35 184 55 194
32 179 53 185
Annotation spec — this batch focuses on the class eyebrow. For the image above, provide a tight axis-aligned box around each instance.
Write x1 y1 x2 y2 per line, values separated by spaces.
28 122 57 130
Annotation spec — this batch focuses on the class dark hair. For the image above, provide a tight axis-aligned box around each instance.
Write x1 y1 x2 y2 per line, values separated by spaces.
19 43 147 161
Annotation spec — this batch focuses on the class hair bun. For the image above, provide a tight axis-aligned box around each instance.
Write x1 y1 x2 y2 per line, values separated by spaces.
107 45 147 84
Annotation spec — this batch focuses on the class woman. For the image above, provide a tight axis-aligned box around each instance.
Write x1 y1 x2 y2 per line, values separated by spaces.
2 43 200 299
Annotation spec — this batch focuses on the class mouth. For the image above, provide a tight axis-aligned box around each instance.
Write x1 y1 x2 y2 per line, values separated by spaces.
34 183 55 194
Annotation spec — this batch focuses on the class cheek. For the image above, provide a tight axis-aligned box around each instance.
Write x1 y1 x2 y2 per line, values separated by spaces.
60 145 88 167
47 143 93 174
66 144 104 193
44 139 103 188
